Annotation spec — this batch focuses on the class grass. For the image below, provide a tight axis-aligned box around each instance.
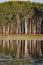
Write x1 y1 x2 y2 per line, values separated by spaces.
0 34 43 40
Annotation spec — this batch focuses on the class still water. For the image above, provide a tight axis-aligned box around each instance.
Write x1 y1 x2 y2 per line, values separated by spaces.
0 54 43 65
0 39 43 65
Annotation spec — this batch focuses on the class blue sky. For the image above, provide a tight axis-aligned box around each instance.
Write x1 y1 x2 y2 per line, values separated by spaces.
0 0 43 3
30 0 43 3
0 0 9 2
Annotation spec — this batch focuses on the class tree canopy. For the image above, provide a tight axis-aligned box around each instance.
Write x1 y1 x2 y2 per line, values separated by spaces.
0 1 43 27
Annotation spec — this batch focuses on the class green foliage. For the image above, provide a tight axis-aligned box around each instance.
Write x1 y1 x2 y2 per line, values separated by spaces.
0 1 43 27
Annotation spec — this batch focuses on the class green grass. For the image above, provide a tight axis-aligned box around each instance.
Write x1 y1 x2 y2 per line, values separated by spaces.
0 35 43 40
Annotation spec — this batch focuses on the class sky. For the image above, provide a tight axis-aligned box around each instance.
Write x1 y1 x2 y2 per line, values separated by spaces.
0 0 43 3
30 0 43 3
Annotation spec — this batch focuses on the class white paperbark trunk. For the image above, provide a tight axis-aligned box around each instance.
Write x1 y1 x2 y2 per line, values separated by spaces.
5 26 9 34
2 26 5 48
24 16 29 58
16 22 21 58
5 26 9 49
3 26 5 34
10 24 13 34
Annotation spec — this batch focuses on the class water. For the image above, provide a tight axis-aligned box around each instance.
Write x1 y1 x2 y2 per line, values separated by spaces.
0 59 43 65
0 39 43 65
0 54 43 65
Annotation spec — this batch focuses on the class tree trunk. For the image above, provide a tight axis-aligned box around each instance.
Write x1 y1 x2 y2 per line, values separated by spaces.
5 25 9 34
9 24 13 34
16 23 19 58
2 26 5 48
5 25 9 49
0 27 2 34
32 21 36 56
17 22 21 58
29 19 32 57
16 23 19 51
37 22 42 57
24 16 29 58
21 21 25 58
30 19 32 34
2 26 5 34
21 21 24 34
16 21 21 58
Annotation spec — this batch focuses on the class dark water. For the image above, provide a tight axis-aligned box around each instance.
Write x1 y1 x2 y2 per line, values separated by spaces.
0 54 43 65
0 43 43 65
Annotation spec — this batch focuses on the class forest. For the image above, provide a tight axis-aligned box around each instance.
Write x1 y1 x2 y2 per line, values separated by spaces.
0 1 43 58
0 1 43 33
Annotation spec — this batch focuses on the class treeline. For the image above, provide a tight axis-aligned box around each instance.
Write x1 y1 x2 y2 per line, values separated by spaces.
0 1 43 34
0 1 43 58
